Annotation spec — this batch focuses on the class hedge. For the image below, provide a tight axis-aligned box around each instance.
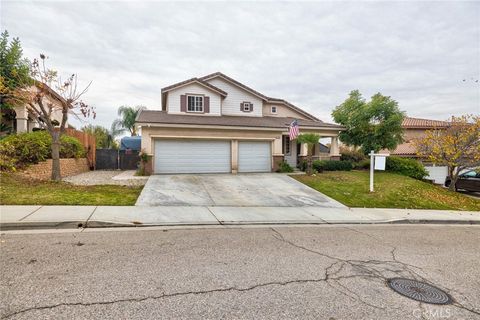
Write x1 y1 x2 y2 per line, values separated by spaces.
340 148 367 163
313 160 353 172
0 131 85 171
385 156 428 180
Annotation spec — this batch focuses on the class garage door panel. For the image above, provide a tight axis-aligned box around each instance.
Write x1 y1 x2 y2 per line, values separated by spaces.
238 141 271 173
155 140 231 174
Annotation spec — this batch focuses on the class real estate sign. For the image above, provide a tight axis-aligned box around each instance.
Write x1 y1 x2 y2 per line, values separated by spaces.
374 155 386 171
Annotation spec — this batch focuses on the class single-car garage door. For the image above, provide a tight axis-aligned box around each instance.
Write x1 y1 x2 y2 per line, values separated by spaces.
154 140 231 174
238 141 271 173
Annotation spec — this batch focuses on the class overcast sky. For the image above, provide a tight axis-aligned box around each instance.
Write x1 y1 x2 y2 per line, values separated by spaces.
2 0 479 129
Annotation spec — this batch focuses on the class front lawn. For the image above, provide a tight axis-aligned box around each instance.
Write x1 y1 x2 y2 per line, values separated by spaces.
293 171 480 211
0 173 143 205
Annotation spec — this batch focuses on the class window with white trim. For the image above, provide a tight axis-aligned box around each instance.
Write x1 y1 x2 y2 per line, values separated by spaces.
187 95 204 112
271 106 277 114
243 102 251 112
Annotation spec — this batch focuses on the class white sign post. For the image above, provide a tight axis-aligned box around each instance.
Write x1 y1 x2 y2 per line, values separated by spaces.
369 150 389 192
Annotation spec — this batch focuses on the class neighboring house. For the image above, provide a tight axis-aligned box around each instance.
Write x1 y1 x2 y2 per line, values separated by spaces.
389 116 450 184
0 84 65 134
136 72 344 174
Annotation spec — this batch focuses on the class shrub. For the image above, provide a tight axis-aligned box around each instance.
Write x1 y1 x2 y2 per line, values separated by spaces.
0 143 18 171
60 135 85 158
277 161 294 173
386 156 428 180
340 147 367 163
0 131 51 166
354 159 371 169
298 160 307 172
313 160 353 171
0 131 85 171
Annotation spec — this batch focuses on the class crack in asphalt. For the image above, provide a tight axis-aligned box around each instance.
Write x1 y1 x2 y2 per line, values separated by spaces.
269 227 480 317
2 277 331 319
3 227 479 319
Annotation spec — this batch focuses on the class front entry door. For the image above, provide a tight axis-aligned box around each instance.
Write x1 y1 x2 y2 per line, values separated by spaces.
283 135 297 167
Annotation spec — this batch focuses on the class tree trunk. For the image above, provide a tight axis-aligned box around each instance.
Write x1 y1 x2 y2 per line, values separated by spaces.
448 166 457 191
51 131 62 181
306 154 313 175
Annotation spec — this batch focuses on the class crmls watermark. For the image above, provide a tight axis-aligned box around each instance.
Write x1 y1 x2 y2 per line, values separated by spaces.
413 307 453 319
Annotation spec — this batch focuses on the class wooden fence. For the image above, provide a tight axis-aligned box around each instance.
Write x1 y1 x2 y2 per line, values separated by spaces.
62 128 96 168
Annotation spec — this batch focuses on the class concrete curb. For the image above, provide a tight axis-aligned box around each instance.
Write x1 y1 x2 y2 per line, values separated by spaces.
2 218 479 231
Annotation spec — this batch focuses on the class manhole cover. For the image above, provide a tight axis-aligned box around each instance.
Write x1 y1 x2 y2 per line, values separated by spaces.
387 278 452 305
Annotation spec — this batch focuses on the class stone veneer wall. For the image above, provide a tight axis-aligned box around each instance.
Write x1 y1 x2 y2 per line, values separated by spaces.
19 158 90 180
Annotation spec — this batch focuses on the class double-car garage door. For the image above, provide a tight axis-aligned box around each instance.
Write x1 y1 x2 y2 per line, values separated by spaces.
154 140 271 174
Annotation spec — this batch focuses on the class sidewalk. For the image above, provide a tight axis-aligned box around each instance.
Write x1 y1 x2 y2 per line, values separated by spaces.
1 205 479 230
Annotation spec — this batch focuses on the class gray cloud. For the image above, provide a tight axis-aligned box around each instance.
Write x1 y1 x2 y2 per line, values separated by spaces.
2 0 479 129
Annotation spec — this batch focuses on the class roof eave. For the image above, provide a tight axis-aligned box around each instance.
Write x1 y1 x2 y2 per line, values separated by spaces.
161 78 228 97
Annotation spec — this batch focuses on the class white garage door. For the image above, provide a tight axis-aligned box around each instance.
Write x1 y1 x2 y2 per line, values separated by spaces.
238 141 271 173
154 140 231 174
425 165 448 185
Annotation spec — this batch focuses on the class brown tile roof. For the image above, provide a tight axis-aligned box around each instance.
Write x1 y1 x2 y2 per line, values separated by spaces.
389 142 418 156
161 77 228 97
402 117 450 128
136 110 344 130
199 72 320 121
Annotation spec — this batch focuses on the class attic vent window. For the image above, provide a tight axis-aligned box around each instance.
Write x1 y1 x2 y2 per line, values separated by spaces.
243 102 251 111
271 106 277 114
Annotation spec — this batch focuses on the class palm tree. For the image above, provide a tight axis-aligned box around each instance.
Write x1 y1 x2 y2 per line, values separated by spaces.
297 133 321 175
112 105 145 136
82 124 122 149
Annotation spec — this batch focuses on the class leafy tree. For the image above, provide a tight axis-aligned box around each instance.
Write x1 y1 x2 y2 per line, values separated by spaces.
112 105 145 136
415 115 480 191
0 30 32 134
18 54 94 181
297 133 321 175
0 30 32 110
82 124 121 149
332 90 405 154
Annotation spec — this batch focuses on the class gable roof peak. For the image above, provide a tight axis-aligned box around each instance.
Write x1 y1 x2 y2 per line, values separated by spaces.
161 77 227 96
199 72 320 121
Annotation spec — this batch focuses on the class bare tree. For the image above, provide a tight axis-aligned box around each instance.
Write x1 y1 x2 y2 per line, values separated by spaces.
20 54 95 181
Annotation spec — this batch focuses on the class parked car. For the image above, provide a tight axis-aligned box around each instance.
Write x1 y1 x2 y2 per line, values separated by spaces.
445 170 480 192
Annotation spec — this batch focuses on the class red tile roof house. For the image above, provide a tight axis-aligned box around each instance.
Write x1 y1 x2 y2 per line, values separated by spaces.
386 116 450 184
389 117 450 158
135 72 345 174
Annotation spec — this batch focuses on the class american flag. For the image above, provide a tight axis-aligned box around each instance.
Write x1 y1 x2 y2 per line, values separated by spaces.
289 120 299 140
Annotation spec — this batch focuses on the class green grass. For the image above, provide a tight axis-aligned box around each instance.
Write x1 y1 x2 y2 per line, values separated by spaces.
293 171 480 211
0 173 143 205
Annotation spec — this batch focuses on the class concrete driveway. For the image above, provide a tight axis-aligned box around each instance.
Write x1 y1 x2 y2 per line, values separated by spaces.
135 173 344 208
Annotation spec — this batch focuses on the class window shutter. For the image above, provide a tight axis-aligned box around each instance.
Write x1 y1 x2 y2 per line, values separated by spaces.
250 103 253 112
180 95 186 112
204 96 210 113
240 102 244 111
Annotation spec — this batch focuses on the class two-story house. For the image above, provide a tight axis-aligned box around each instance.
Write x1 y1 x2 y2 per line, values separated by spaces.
136 72 344 174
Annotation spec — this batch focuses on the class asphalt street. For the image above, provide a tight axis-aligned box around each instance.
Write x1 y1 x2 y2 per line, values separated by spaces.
1 225 479 319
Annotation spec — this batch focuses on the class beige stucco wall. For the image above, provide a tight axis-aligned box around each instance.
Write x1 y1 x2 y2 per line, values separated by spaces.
262 103 310 119
403 128 428 142
141 126 284 156
141 126 341 155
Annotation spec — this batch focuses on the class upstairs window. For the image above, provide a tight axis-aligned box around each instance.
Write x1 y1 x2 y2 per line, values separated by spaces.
243 102 251 112
187 95 203 112
271 106 277 114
